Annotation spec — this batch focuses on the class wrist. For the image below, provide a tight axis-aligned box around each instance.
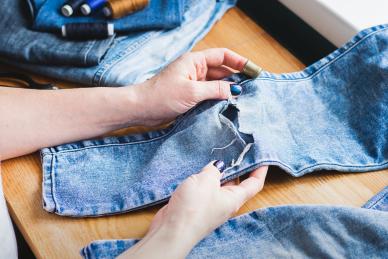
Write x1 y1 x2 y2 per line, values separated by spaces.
120 80 163 127
119 221 199 259
113 82 150 127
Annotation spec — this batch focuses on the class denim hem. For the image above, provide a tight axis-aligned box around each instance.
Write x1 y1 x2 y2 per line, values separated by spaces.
41 150 173 216
42 147 172 216
40 153 57 213
362 186 388 210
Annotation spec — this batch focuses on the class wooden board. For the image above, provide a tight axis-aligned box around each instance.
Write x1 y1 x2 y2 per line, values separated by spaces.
1 7 387 259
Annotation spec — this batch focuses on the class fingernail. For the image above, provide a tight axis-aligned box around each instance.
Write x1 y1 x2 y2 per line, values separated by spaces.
230 84 242 96
213 160 226 173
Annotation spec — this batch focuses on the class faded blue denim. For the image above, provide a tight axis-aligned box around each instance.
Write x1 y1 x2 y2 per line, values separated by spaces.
0 0 235 85
40 24 388 217
80 186 388 258
27 0 185 33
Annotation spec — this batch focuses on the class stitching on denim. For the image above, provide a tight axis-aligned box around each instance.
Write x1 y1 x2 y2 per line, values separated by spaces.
83 40 96 65
49 154 58 212
56 195 170 217
248 26 388 83
223 160 388 182
363 191 388 209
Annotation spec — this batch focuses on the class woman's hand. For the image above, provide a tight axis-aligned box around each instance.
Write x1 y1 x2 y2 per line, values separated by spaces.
120 162 268 259
131 48 247 126
0 48 247 159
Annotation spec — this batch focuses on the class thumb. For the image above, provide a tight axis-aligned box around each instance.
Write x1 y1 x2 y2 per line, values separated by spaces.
195 160 224 184
191 80 232 102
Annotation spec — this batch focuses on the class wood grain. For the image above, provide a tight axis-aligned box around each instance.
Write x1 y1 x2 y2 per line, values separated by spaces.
1 7 387 259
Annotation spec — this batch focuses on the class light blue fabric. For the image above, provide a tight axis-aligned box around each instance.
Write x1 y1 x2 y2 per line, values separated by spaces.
40 24 388 217
27 0 185 33
80 186 388 258
363 186 388 211
1 0 236 86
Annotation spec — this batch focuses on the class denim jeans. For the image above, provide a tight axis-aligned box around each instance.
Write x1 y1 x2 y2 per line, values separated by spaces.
0 0 236 86
40 24 388 217
80 186 388 259
28 0 185 33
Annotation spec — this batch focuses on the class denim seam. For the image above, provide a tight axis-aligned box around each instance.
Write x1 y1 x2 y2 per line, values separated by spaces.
92 32 158 86
48 154 58 212
251 25 388 82
54 194 170 217
223 160 388 181
363 192 388 209
83 40 97 66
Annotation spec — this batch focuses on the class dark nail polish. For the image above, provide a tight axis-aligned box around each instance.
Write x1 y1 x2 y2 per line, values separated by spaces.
213 160 226 173
230 84 242 96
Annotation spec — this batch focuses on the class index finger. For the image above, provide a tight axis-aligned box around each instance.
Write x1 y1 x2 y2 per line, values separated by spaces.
198 48 248 71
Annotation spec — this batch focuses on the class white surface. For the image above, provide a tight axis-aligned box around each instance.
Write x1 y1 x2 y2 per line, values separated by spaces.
279 0 388 46
0 168 18 259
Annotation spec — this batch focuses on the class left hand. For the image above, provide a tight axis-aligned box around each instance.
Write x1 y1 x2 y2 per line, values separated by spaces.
131 48 247 126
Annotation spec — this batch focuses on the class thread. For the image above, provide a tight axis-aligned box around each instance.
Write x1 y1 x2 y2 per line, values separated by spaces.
61 0 85 17
103 0 149 19
80 0 107 15
61 23 114 40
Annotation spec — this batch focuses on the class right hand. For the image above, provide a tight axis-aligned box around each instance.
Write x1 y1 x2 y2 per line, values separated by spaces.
120 162 268 259
150 162 268 242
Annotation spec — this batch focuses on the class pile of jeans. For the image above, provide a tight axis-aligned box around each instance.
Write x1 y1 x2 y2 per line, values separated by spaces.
0 0 236 86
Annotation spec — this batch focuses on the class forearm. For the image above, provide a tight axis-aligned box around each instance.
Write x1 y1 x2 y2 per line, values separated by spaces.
0 85 143 160
119 223 198 259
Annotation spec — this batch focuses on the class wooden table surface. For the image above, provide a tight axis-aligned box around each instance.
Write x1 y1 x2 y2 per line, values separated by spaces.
1 7 388 259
